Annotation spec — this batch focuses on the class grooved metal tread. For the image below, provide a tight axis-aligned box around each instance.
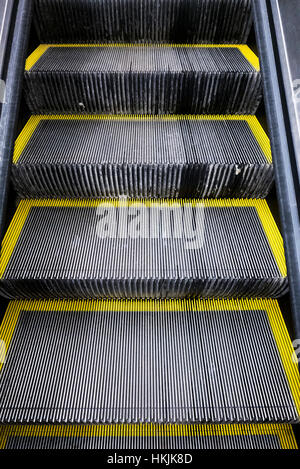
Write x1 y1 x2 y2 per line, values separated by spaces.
0 299 299 424
13 115 273 199
0 424 298 450
24 45 261 115
0 199 287 299
33 0 253 44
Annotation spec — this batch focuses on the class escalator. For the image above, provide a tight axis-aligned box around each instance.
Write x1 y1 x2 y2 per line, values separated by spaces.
0 0 299 451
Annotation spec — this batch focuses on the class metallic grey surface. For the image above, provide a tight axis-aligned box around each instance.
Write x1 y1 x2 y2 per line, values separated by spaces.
24 46 262 114
13 118 273 199
33 0 253 44
0 205 287 299
0 306 297 423
0 0 13 80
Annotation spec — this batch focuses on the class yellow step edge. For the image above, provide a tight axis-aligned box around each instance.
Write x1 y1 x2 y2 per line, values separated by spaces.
1 299 299 416
13 114 272 164
0 199 287 279
0 424 297 449
25 44 260 72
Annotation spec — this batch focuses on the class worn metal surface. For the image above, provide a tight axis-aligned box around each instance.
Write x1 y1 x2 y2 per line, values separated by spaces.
12 116 273 199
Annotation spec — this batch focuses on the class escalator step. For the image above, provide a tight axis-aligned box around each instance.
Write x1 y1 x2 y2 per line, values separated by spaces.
33 0 253 45
0 199 287 299
0 299 299 423
0 424 298 450
12 115 273 199
24 44 261 115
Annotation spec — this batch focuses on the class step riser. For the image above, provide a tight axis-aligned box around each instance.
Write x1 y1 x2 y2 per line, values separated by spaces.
0 278 289 301
33 0 253 44
24 45 262 115
13 116 273 199
12 163 274 199
25 71 262 115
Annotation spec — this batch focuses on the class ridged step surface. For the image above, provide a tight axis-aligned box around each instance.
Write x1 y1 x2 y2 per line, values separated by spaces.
13 115 273 199
0 199 287 299
24 45 261 115
0 300 299 423
0 424 297 450
33 0 253 44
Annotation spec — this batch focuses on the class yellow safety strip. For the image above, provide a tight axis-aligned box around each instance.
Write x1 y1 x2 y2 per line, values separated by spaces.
0 424 297 450
13 114 271 164
255 199 287 277
245 116 272 163
25 44 49 71
0 302 20 373
238 44 260 72
25 44 260 72
13 115 41 164
266 301 300 417
0 199 286 279
1 299 299 417
0 202 32 279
